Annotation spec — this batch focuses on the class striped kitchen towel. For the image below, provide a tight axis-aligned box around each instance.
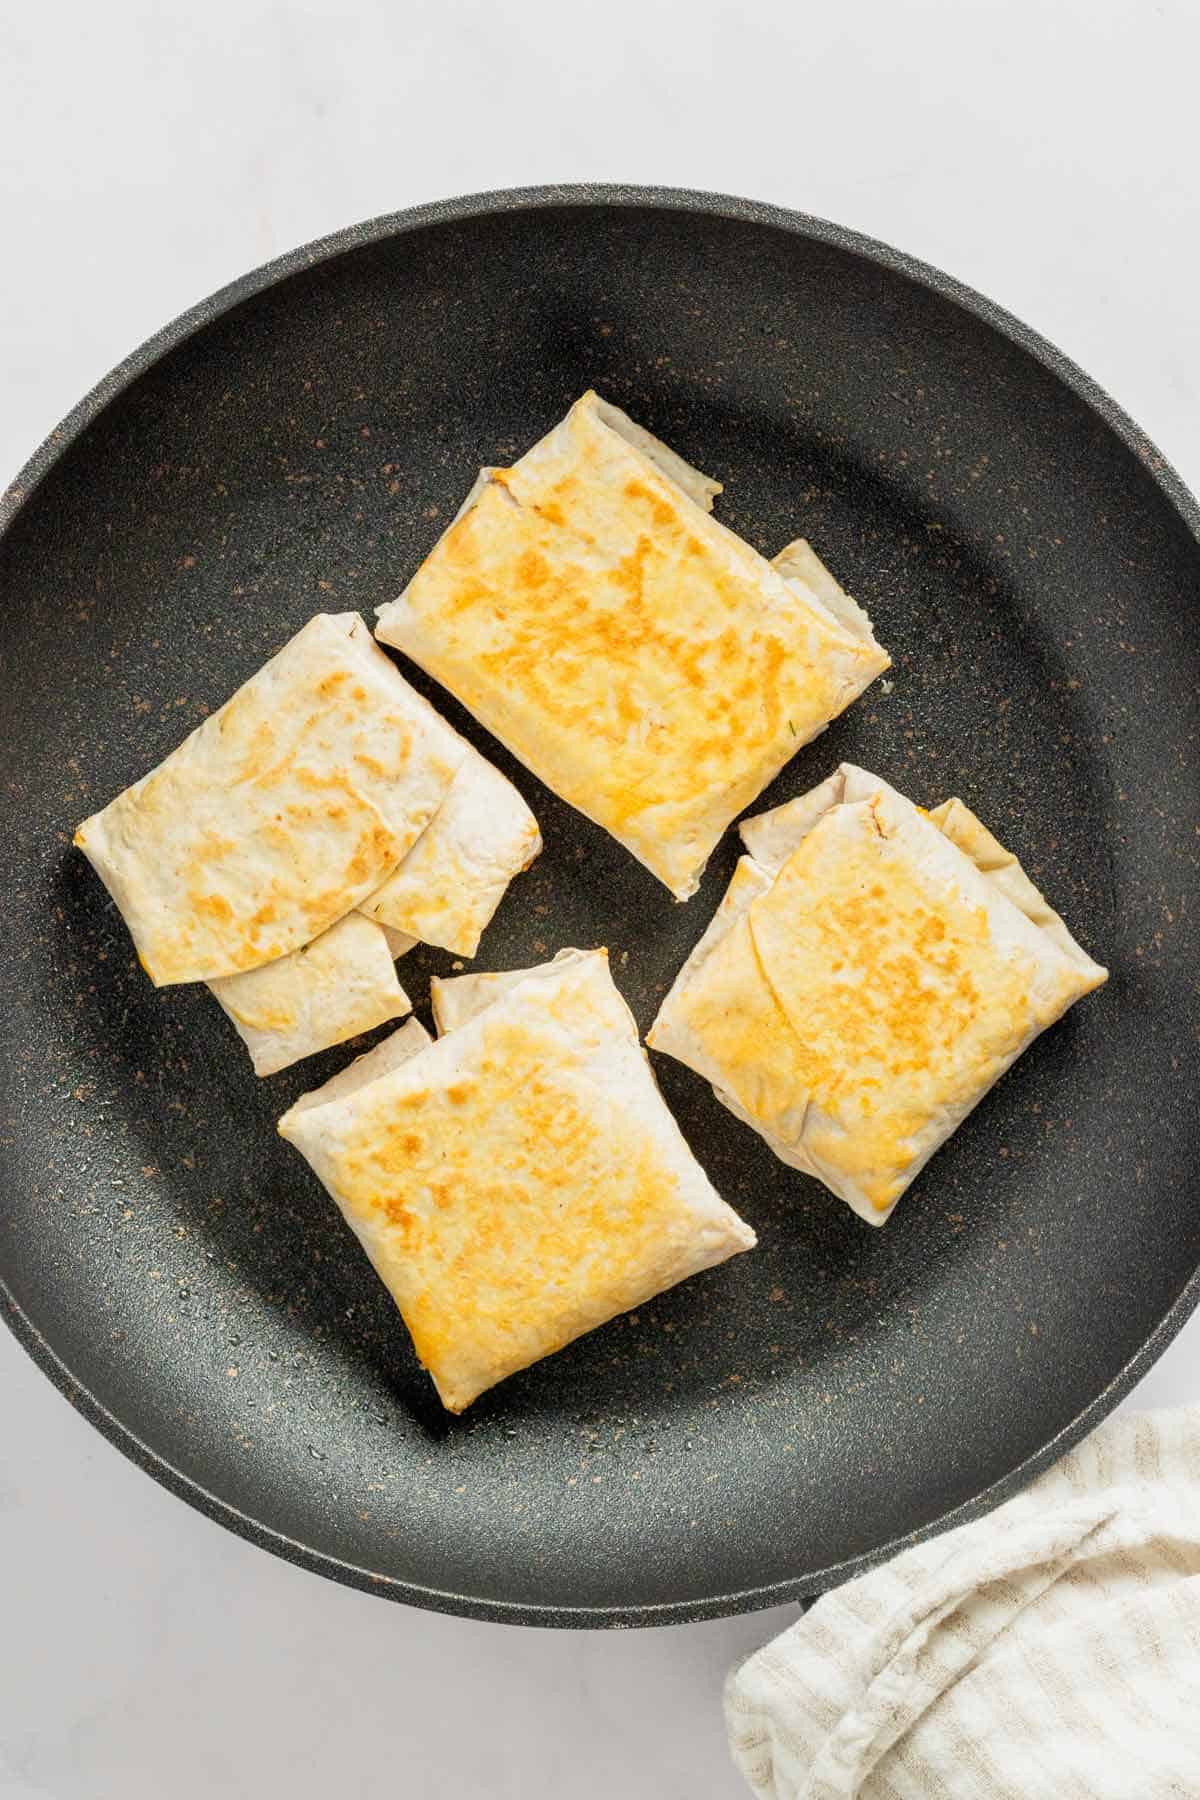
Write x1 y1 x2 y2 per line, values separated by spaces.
725 1408 1200 1799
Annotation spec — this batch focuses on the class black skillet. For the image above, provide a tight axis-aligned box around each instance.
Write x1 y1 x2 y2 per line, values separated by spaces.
2 187 1198 1626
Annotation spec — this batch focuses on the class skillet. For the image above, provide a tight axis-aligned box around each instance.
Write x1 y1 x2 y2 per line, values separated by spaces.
2 185 1197 1625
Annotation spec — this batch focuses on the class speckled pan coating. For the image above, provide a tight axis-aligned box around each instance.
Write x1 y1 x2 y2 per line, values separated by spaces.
1 186 1197 1628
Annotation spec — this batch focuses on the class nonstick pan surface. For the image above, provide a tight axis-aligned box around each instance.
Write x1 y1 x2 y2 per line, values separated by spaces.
2 186 1198 1626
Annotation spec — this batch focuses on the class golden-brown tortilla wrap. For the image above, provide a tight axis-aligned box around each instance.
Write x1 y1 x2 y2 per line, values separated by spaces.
376 393 889 899
279 948 755 1410
649 766 1107 1223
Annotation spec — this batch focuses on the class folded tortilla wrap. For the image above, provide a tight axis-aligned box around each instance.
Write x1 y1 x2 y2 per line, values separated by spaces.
648 765 1108 1224
358 739 540 958
74 613 464 985
286 1016 433 1117
221 731 538 1065
279 947 755 1411
208 911 412 1077
376 391 889 899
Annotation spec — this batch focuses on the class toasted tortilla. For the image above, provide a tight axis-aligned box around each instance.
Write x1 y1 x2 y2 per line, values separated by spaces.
429 947 582 1035
376 392 889 899
209 912 412 1077
649 765 1107 1224
139 614 535 1065
770 538 879 642
279 947 755 1411
377 923 418 960
215 731 539 1066
74 613 464 985
359 740 540 957
286 1016 433 1116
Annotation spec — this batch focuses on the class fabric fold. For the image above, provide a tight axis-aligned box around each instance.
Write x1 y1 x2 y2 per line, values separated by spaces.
726 1407 1200 1800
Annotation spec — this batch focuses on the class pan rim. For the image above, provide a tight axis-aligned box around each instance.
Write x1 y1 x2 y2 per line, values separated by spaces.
3 182 1198 1628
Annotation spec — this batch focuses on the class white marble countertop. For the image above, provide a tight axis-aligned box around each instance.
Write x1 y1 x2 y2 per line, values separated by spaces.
3 4 1198 1794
